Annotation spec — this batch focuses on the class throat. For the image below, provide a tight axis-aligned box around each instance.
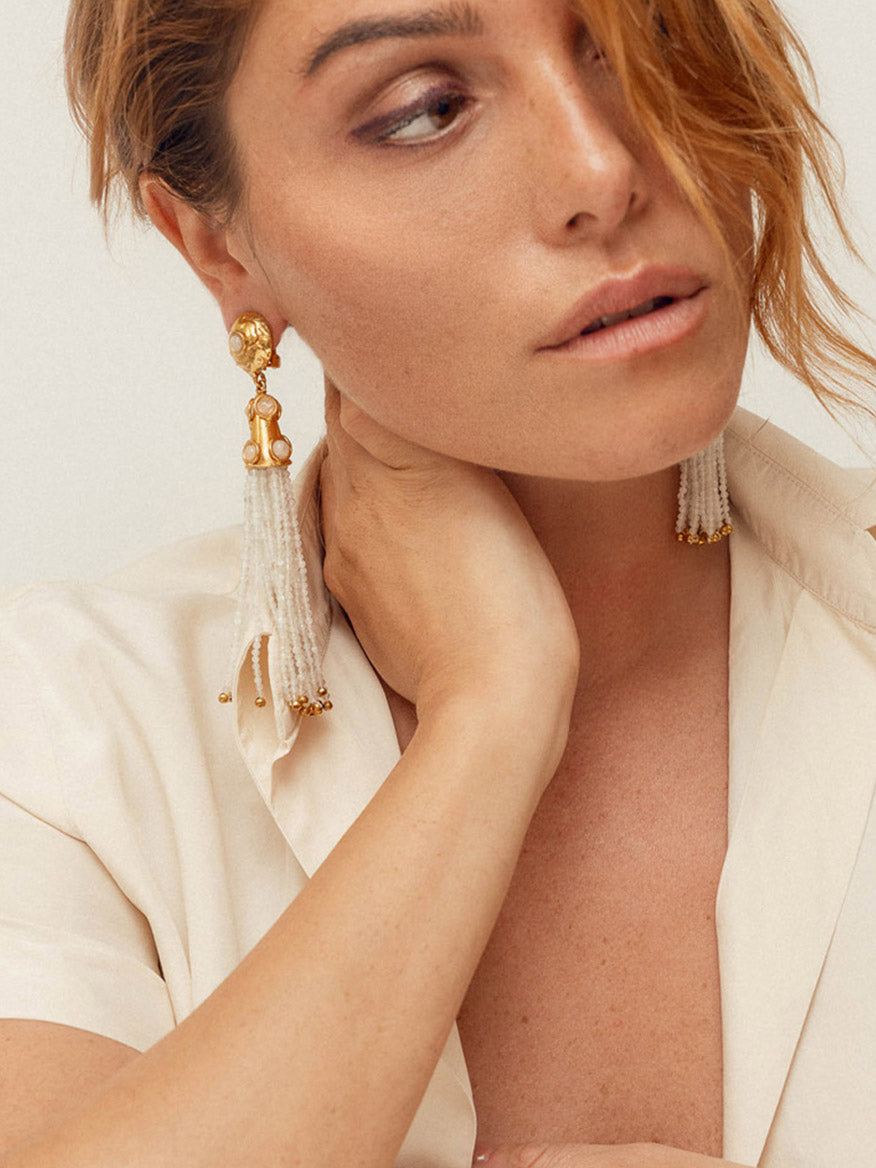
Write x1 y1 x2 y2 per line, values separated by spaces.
496 456 732 681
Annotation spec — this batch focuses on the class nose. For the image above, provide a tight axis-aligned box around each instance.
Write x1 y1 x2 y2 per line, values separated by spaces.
523 62 648 244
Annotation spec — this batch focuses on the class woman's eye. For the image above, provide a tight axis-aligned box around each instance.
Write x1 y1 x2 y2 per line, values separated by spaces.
360 90 470 145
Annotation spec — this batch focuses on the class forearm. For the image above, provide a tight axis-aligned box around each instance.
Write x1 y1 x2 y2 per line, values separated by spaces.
8 693 564 1168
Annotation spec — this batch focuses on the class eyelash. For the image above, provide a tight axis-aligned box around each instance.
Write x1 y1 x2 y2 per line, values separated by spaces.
351 30 609 150
354 86 472 147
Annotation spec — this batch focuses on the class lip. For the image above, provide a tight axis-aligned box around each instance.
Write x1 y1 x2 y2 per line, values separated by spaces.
540 265 710 352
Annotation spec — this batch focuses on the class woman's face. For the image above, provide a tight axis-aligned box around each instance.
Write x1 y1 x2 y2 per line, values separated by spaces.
225 0 752 480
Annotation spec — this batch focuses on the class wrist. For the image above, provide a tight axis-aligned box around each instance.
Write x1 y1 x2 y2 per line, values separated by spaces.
416 638 579 725
414 668 576 794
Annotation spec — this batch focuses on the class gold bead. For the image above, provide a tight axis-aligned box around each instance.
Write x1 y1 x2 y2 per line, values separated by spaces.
317 687 328 697
255 696 267 708
323 700 333 711
218 692 232 704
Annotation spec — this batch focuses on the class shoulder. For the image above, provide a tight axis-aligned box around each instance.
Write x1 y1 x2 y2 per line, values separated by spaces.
1 523 242 702
0 526 243 824
726 406 876 525
101 524 244 595
725 407 876 631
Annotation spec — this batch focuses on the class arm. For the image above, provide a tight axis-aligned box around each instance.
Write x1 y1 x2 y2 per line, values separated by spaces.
1 386 579 1168
477 1145 750 1168
3 697 565 1168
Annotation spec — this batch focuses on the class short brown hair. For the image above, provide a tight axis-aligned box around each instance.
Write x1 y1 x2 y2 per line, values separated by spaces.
65 0 875 424
66 0 257 221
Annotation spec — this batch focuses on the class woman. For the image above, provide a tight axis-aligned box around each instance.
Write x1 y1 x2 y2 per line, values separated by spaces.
0 1 874 1166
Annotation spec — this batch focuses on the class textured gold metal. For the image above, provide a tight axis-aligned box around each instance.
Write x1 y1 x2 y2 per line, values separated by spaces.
229 312 274 378
228 313 293 469
242 391 293 468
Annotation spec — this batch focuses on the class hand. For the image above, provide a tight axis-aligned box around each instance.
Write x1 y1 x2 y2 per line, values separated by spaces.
319 378 579 732
474 1143 750 1168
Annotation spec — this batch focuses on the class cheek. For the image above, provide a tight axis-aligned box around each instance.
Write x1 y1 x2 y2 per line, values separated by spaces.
243 155 750 478
253 187 513 441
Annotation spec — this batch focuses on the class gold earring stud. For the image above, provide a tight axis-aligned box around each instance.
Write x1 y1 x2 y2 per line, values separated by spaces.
229 312 275 380
228 313 293 471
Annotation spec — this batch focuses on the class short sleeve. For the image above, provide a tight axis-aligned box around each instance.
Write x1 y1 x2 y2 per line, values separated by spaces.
0 603 176 1052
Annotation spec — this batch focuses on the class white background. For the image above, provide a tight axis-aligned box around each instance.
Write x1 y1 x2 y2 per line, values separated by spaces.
1 0 874 594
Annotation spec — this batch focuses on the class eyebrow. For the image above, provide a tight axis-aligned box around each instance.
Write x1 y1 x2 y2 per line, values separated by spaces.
302 3 485 76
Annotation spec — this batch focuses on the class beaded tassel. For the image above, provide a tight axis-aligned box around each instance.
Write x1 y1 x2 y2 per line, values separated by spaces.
675 432 733 545
218 313 332 717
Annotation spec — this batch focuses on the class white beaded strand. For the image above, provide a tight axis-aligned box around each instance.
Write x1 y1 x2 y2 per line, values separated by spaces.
219 312 332 714
675 433 733 545
220 466 330 713
251 635 265 707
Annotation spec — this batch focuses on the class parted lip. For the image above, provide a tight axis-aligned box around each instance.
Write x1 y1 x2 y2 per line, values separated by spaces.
540 264 710 349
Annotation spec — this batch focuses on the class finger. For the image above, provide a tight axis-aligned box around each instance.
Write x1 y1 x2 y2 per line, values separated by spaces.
474 1146 628 1168
473 1146 554 1168
323 375 348 460
323 371 447 473
323 373 381 477
324 374 340 429
337 395 433 471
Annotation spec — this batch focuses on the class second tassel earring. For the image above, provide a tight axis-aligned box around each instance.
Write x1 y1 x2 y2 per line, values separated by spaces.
675 432 733 545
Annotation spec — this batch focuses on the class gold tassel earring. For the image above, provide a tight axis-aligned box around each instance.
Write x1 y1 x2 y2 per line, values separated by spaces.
218 312 332 717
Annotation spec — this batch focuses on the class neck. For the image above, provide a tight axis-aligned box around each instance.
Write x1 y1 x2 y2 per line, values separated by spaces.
496 461 731 686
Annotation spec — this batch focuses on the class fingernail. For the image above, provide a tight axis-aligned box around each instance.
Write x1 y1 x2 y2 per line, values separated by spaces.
473 1146 495 1165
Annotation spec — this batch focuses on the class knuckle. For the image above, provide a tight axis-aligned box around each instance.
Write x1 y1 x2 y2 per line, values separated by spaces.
628 1144 663 1166
510 1147 556 1168
321 550 345 601
338 396 369 441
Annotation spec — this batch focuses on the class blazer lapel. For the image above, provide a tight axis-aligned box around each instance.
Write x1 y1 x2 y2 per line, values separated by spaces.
719 414 876 1166
719 589 876 1165
263 598 402 876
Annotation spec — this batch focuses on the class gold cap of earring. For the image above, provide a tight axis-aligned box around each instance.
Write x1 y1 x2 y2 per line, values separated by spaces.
229 312 293 469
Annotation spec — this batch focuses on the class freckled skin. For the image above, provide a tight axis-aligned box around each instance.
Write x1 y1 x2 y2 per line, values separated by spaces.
225 0 752 484
205 8 745 1154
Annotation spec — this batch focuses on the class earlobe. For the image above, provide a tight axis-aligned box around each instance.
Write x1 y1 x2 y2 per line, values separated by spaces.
138 172 288 343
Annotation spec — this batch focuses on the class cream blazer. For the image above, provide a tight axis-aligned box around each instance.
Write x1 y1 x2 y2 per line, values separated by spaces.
1 407 874 1167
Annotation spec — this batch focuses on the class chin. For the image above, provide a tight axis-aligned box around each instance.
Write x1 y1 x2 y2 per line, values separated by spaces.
487 384 742 482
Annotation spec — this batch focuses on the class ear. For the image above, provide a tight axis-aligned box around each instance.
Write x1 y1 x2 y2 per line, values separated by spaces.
140 173 287 346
